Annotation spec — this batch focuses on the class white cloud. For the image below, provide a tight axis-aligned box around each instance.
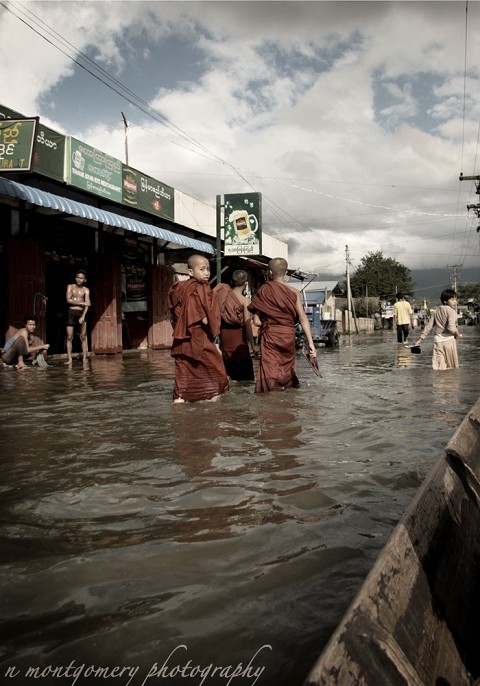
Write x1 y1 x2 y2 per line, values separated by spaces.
2 0 479 276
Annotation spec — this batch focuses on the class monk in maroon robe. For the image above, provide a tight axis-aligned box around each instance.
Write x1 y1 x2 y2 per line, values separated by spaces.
167 255 228 403
249 257 316 393
214 270 258 381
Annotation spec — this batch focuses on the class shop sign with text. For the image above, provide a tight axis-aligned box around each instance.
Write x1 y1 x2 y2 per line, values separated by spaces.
0 118 37 171
223 192 262 256
67 137 122 202
122 166 174 221
33 125 65 182
0 104 65 181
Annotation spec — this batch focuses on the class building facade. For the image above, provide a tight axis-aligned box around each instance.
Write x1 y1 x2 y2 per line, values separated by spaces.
0 105 288 356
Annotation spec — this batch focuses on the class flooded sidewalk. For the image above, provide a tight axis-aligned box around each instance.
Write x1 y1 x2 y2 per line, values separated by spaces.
1 328 479 686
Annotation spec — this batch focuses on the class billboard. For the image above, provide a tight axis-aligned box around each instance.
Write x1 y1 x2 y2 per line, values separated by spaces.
122 166 174 221
33 125 66 182
0 105 65 181
0 104 176 223
224 192 262 256
67 137 122 202
0 118 37 171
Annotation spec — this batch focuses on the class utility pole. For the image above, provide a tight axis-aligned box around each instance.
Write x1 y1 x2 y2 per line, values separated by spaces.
121 112 129 166
345 245 358 333
459 173 480 232
346 245 352 333
447 264 461 292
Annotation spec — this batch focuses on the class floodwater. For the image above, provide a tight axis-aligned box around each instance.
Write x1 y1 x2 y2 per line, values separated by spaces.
1 328 479 686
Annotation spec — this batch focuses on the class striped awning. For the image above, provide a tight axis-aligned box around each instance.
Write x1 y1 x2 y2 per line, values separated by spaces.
0 176 215 254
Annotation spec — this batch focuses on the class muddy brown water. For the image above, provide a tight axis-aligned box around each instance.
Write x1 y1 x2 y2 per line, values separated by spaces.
1 328 479 686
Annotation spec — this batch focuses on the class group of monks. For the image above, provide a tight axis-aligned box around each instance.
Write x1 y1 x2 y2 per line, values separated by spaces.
167 255 316 403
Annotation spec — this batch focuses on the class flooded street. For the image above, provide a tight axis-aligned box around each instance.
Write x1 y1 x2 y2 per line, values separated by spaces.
1 327 479 686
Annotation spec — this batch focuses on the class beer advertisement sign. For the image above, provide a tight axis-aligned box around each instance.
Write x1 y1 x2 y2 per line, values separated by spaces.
67 137 122 202
0 118 37 171
224 192 262 256
122 166 174 221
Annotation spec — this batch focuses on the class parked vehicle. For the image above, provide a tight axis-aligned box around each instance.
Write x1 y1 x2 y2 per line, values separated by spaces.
316 319 339 347
295 318 339 349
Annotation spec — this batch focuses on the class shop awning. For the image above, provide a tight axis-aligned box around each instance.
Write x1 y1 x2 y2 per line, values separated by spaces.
0 177 215 254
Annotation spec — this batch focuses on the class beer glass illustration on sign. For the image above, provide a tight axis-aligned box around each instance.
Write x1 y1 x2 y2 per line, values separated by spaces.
229 209 258 242
72 149 85 172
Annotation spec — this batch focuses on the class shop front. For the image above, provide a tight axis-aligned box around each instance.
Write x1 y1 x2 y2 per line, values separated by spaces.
0 177 215 356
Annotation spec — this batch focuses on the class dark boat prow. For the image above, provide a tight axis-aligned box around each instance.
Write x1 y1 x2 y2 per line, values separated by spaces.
304 398 480 686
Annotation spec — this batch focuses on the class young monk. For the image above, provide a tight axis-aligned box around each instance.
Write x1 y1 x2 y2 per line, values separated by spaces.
248 257 316 393
167 255 229 403
214 269 259 381
1 314 50 370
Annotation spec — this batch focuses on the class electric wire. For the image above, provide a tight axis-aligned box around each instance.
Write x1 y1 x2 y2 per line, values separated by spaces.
3 0 480 276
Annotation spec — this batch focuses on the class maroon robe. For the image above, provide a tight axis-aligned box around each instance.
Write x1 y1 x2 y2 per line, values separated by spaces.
249 281 299 393
167 279 228 401
214 284 254 381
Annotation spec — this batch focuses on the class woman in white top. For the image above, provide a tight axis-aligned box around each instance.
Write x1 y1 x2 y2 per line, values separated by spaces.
414 289 461 370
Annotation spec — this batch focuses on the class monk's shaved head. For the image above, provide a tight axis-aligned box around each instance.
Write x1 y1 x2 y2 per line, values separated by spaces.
232 270 248 287
268 258 288 277
188 254 209 269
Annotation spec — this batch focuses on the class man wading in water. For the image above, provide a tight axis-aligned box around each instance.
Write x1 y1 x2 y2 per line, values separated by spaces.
66 270 91 365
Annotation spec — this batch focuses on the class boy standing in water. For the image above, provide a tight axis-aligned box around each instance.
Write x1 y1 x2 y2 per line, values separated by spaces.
167 255 229 403
66 270 91 364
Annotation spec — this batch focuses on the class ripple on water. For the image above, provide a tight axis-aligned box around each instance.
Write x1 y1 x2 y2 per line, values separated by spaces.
1 333 480 684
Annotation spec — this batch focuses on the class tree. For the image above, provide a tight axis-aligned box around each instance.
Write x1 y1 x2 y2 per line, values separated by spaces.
349 251 414 299
457 282 480 305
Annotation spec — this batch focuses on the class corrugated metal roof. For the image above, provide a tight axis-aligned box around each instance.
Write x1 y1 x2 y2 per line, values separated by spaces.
288 280 340 291
304 291 326 305
0 177 215 254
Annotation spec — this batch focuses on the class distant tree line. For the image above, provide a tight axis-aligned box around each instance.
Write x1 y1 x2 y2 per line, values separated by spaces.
340 251 479 317
342 251 414 299
457 282 480 304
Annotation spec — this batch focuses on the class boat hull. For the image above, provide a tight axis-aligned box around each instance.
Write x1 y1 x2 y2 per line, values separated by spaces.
305 399 480 686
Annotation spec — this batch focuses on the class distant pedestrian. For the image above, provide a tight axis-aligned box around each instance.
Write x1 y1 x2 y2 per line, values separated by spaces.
393 293 413 343
413 289 461 370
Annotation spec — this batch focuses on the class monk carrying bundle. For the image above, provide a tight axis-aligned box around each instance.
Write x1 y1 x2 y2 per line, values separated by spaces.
249 257 316 393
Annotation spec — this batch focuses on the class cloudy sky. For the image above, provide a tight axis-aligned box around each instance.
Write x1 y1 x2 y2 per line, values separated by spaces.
2 0 480 277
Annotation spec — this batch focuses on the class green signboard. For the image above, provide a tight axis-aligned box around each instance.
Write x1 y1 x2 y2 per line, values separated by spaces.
67 137 122 202
224 192 262 256
0 104 24 121
0 104 65 181
122 166 174 221
0 118 37 171
33 125 65 182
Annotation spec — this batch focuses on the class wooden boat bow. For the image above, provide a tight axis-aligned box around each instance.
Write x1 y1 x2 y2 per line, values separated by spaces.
304 399 480 686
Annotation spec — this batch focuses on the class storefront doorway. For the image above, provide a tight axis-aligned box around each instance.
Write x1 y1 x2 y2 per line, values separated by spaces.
45 259 92 355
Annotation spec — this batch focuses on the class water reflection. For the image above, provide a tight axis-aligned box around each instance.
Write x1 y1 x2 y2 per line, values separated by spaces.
0 329 479 686
394 344 415 368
